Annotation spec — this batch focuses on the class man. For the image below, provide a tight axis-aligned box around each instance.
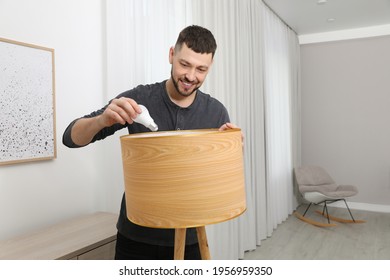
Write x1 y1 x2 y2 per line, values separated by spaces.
63 25 238 259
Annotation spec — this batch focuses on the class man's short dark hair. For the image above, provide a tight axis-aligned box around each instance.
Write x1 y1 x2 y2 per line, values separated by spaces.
175 25 217 58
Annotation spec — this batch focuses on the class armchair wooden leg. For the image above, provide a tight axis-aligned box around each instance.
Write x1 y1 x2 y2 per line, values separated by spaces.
174 228 186 260
196 226 211 260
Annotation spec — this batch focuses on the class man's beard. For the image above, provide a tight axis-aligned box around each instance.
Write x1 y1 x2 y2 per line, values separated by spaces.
171 70 199 97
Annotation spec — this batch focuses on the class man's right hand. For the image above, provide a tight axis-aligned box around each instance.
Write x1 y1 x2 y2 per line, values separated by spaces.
71 97 142 146
99 97 142 127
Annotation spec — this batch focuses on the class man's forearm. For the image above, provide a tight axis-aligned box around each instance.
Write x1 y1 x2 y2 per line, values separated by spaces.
71 116 105 147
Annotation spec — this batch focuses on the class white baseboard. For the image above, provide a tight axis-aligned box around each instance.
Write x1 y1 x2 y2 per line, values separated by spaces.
328 201 390 213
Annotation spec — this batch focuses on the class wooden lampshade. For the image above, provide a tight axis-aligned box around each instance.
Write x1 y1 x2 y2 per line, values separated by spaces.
120 128 246 229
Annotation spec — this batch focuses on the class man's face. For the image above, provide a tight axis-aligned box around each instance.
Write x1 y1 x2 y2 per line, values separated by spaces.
169 43 213 97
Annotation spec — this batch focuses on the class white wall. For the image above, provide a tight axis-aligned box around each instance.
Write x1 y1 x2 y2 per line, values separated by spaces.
300 27 390 212
0 0 123 240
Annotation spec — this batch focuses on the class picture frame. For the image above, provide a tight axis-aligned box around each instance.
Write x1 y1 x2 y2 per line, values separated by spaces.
0 37 56 165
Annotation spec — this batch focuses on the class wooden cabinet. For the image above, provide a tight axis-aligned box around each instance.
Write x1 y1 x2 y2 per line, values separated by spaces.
76 240 116 260
0 212 118 260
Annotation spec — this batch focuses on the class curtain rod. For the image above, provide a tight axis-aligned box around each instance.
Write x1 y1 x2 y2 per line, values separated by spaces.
261 0 298 35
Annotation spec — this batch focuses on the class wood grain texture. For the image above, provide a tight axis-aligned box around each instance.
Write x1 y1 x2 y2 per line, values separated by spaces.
120 129 246 228
196 226 211 260
174 228 186 260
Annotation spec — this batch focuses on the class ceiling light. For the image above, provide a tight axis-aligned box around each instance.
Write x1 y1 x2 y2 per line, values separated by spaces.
327 18 335 22
317 0 327 4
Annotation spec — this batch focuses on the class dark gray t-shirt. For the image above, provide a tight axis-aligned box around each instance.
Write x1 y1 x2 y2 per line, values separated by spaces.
62 80 230 246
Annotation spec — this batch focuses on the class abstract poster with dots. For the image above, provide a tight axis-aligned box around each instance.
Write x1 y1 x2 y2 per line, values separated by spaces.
0 38 56 165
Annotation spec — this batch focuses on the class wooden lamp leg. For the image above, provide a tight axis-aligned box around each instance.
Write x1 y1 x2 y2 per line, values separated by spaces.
174 226 211 260
196 226 211 260
174 228 186 260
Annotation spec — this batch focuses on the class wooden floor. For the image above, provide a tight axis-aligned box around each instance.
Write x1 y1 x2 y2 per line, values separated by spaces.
243 204 390 260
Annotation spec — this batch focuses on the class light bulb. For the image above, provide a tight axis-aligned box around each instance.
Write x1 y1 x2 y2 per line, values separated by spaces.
132 104 158 131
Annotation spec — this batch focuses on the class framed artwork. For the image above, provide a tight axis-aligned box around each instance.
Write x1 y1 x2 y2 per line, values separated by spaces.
0 38 56 165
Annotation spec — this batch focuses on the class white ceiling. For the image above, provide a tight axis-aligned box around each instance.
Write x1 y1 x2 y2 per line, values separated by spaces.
262 0 390 35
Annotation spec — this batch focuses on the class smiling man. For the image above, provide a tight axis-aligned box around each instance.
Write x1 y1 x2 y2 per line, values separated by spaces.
62 25 239 260
167 30 214 104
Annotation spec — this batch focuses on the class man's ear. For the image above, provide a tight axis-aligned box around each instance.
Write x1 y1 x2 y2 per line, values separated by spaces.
169 46 174 64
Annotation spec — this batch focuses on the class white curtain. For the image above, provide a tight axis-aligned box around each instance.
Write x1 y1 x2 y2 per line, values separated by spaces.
262 4 300 235
104 0 300 259
105 0 192 97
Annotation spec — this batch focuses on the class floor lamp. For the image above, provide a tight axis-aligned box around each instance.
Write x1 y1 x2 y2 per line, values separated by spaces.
120 128 246 259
